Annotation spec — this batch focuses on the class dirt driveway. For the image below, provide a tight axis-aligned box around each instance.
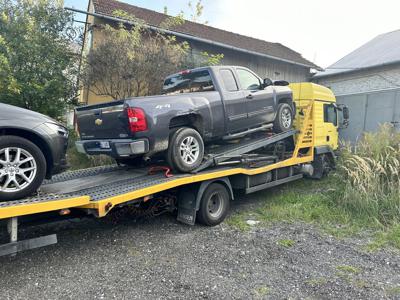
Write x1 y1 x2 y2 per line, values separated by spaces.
0 192 399 300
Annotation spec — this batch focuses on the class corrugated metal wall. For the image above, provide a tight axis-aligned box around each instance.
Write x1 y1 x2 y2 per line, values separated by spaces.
337 88 400 142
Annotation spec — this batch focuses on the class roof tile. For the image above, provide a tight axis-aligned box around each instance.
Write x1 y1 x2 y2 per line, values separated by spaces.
92 0 320 70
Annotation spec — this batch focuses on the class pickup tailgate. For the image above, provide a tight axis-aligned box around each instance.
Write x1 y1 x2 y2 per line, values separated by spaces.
75 101 130 139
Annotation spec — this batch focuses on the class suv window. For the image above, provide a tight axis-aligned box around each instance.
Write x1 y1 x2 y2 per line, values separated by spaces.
237 69 261 90
324 104 337 126
220 69 238 92
162 70 215 95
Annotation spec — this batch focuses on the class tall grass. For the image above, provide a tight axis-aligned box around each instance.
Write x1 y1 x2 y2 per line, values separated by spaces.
336 124 400 227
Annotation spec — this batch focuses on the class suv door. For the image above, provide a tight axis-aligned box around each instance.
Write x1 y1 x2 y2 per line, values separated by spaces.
219 68 249 133
236 68 276 127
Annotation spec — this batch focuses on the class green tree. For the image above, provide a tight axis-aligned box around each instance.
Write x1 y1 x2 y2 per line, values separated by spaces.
81 7 223 100
0 0 79 119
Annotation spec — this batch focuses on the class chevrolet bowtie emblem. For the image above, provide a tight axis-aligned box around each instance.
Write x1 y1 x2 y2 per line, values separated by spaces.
95 118 103 126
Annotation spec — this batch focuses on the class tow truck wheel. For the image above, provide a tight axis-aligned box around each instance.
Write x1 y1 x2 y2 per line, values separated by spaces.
168 127 204 173
0 136 46 201
273 103 294 133
310 154 333 179
197 183 230 226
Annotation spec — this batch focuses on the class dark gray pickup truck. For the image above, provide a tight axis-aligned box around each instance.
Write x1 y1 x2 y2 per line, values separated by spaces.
75 66 295 172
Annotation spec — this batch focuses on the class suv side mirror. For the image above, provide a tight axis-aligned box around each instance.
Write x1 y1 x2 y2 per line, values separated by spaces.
263 78 273 88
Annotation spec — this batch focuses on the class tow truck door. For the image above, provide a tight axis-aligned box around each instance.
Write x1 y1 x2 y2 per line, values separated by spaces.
320 102 339 149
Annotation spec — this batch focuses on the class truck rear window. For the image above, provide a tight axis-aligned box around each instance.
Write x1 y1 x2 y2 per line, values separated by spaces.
162 70 215 95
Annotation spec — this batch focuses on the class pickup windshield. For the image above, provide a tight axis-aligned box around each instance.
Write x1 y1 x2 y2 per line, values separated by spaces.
162 70 215 95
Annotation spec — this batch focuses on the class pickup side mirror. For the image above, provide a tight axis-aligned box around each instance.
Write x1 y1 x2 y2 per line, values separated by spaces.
263 78 273 88
273 80 289 86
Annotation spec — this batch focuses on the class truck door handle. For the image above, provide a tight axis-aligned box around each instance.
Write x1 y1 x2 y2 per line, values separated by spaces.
246 94 253 99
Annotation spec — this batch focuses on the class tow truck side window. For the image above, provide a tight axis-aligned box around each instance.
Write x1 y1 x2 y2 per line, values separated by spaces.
162 70 215 95
324 104 338 126
237 69 261 91
220 69 238 92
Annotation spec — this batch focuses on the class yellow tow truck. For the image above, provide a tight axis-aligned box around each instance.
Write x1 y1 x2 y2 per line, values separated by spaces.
0 83 348 256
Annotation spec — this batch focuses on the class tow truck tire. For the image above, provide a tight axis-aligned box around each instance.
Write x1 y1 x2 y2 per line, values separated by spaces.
167 127 204 173
310 154 332 179
197 183 230 226
273 103 294 133
0 136 46 201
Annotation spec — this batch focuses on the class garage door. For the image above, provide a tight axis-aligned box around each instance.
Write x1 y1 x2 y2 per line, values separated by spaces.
337 88 400 142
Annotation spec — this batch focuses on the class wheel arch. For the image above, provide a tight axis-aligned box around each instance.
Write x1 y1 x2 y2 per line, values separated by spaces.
176 177 234 226
195 177 234 210
278 97 296 118
169 114 204 136
0 128 53 177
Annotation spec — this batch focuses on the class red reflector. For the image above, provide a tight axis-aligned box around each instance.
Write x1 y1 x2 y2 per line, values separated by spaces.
126 107 147 132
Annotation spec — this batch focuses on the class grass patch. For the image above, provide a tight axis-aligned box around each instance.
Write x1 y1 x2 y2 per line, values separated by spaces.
255 286 270 296
226 214 251 231
386 286 400 296
277 239 295 248
336 265 360 274
226 125 400 251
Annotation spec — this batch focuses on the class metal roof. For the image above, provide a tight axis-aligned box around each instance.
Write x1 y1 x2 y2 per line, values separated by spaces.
314 29 400 78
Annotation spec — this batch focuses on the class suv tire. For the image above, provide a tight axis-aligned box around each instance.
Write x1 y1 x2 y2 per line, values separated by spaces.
273 103 294 133
0 136 46 201
167 127 204 173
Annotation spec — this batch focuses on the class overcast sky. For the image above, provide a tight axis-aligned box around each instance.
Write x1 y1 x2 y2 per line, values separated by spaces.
64 0 400 68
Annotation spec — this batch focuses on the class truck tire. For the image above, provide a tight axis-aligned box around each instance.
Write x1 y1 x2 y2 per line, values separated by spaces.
273 103 294 133
197 183 230 226
0 136 47 201
309 154 332 179
167 127 204 173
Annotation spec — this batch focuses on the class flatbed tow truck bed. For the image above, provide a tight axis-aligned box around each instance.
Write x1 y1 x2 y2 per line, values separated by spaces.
0 101 315 257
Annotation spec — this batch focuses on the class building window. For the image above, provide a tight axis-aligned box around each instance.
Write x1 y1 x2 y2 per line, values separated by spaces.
324 104 337 126
220 69 238 91
237 69 261 90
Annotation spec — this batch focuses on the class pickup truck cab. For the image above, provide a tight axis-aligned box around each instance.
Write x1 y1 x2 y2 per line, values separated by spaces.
75 66 295 172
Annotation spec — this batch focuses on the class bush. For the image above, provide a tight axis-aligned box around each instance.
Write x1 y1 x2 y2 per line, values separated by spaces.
335 124 400 227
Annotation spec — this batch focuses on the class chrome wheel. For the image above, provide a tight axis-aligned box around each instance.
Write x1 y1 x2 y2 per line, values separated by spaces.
179 136 200 165
207 192 224 219
0 147 37 193
281 108 292 129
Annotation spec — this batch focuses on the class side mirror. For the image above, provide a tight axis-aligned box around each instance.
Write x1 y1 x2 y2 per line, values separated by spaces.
339 105 350 129
342 106 349 120
273 80 289 86
263 78 273 88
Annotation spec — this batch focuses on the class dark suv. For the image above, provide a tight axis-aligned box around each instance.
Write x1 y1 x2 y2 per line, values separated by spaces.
0 103 68 201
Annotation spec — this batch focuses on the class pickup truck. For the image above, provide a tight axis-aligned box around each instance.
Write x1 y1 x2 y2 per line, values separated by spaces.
75 66 295 172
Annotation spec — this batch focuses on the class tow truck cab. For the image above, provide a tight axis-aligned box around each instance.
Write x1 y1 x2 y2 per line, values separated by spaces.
290 83 349 151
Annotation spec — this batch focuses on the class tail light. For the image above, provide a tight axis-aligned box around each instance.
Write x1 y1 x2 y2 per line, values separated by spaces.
126 107 148 133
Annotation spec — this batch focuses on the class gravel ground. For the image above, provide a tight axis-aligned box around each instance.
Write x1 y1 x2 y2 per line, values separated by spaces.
1 192 400 300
